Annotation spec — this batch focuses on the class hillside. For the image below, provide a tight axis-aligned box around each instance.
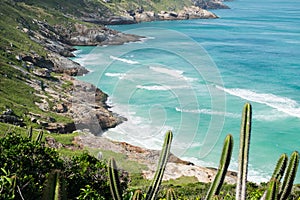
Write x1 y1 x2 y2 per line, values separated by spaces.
0 0 223 134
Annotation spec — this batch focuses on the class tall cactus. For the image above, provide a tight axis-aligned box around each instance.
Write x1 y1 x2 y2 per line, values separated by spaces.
108 158 123 200
205 134 233 200
236 103 252 200
265 178 279 200
166 188 177 200
278 151 299 200
42 170 66 200
146 130 173 200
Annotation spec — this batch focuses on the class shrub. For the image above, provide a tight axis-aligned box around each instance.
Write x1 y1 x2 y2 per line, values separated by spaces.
0 132 63 199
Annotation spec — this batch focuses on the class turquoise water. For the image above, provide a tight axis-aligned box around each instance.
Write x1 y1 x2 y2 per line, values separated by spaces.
73 0 300 183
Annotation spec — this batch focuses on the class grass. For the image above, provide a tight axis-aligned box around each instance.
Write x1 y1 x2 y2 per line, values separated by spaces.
88 147 148 174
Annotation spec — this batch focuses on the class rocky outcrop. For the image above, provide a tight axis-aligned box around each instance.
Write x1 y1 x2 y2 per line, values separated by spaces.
71 79 126 134
18 52 88 76
56 23 143 46
192 0 230 9
27 19 143 58
128 6 218 23
0 109 25 127
159 6 218 20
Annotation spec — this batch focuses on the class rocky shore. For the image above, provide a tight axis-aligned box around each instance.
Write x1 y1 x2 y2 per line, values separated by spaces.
73 133 237 184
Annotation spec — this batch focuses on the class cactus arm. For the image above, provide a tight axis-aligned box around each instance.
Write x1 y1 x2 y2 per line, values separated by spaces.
146 130 173 200
108 158 123 200
272 153 288 181
279 151 299 200
166 188 177 200
132 189 143 200
205 134 233 200
260 153 288 200
236 103 252 200
265 178 278 200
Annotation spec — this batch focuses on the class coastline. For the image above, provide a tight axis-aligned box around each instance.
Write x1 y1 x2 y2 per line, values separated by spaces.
6 1 237 183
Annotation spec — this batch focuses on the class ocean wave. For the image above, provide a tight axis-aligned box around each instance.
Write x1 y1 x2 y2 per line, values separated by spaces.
105 72 126 79
216 85 300 118
149 66 195 81
110 55 139 64
137 85 189 91
175 107 239 118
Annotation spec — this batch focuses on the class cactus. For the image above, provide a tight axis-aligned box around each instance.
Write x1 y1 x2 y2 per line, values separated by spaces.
236 103 252 200
260 154 288 200
205 134 233 200
265 178 279 200
132 189 143 200
279 151 299 200
146 130 173 200
108 158 123 200
27 126 33 140
35 130 43 143
272 154 288 181
42 170 66 200
166 188 177 200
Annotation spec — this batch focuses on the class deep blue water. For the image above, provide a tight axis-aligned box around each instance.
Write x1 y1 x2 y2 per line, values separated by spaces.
73 0 300 183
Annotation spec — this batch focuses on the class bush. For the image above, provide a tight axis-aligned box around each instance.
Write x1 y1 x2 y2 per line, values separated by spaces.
0 132 128 199
63 153 114 199
0 132 63 199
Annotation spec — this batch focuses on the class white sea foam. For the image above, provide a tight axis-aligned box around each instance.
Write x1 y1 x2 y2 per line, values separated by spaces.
149 66 195 81
110 55 139 64
137 85 189 91
105 72 126 79
175 107 239 118
216 85 300 118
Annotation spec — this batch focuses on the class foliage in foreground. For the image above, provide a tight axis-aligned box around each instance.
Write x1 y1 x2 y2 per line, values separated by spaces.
0 132 128 199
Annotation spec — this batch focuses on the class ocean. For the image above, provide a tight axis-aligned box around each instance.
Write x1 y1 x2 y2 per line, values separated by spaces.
73 0 300 183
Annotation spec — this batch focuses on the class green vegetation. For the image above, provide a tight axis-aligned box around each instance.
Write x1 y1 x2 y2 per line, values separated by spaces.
0 131 128 199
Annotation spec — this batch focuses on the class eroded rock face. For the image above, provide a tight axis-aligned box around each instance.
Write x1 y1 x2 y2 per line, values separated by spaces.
70 79 126 135
65 24 143 46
